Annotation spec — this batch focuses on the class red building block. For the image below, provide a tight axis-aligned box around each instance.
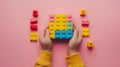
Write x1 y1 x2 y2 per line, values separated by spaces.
82 20 89 27
49 14 54 18
33 10 38 17
67 14 72 18
30 24 38 31
67 18 72 22
30 18 38 24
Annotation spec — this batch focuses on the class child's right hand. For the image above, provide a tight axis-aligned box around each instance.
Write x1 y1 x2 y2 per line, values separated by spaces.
68 25 82 55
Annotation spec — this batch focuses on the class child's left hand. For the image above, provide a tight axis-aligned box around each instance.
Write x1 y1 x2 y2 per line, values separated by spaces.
39 29 53 52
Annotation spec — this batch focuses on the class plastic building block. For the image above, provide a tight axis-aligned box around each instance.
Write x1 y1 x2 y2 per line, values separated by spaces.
49 18 54 22
82 20 89 27
60 23 67 30
67 14 72 18
30 18 38 24
80 9 86 16
49 14 54 18
55 30 73 39
33 10 38 17
87 41 94 48
48 14 73 39
49 22 55 30
67 22 72 30
67 18 72 22
50 30 55 39
66 30 73 39
30 24 38 31
82 28 90 37
30 32 38 41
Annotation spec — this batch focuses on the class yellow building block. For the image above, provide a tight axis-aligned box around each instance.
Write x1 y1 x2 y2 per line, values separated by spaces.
30 32 38 41
59 23 67 30
55 14 61 19
50 30 55 39
87 41 94 48
49 22 55 30
80 9 86 16
54 23 60 30
82 28 90 37
61 14 67 19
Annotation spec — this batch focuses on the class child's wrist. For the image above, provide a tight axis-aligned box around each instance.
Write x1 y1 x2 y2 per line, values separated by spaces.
68 48 78 55
42 47 52 52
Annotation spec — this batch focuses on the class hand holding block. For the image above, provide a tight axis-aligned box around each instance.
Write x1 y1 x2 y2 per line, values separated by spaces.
87 41 94 48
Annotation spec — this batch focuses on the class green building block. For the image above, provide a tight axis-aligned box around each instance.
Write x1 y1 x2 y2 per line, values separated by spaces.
67 22 72 30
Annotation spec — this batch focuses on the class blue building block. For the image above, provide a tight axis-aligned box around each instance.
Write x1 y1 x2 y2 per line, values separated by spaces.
55 30 60 39
61 30 66 39
66 30 73 39
55 30 73 39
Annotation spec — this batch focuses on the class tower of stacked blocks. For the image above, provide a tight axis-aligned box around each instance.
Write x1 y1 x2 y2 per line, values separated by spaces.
29 10 38 41
48 14 73 39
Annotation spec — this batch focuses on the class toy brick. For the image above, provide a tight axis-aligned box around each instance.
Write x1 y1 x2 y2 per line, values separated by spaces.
50 34 55 39
49 18 54 22
48 14 73 39
49 22 55 30
82 28 90 37
87 41 94 48
67 18 72 22
60 23 67 30
55 18 60 23
66 30 73 39
82 20 89 27
55 30 60 39
61 30 66 39
55 14 61 19
30 32 38 41
61 14 67 19
54 23 60 30
49 14 54 18
80 9 86 16
30 24 38 31
33 10 38 17
50 30 55 39
67 22 72 30
30 18 38 24
67 14 72 18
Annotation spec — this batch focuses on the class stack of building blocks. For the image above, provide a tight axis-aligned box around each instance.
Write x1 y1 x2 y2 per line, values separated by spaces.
80 9 90 37
80 9 94 48
29 10 38 41
48 14 73 39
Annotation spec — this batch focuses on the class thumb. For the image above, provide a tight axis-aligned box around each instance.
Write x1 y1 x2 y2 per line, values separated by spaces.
45 29 50 39
72 29 78 39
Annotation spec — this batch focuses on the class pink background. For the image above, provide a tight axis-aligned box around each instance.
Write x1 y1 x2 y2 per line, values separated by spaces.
0 0 120 67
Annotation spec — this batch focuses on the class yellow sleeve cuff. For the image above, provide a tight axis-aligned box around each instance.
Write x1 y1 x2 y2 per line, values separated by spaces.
35 50 52 67
66 53 84 67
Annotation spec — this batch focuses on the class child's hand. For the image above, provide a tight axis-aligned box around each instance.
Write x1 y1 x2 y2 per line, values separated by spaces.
39 29 52 52
68 25 82 55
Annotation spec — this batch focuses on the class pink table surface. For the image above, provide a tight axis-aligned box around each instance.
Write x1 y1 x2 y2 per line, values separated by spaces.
0 0 120 67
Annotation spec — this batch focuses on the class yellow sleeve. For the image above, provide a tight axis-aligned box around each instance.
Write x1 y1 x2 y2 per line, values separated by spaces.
34 50 52 67
66 53 84 67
